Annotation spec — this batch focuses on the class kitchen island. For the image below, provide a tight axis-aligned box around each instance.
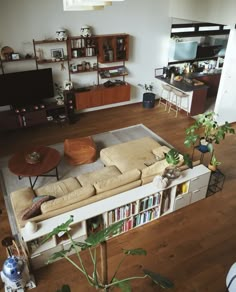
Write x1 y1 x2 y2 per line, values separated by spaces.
155 75 209 116
155 69 221 116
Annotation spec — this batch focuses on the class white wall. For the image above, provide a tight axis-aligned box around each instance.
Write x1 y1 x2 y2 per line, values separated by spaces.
0 0 172 110
169 0 236 26
169 0 236 124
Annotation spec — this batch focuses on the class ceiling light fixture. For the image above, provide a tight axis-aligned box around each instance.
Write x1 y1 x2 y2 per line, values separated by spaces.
63 0 125 11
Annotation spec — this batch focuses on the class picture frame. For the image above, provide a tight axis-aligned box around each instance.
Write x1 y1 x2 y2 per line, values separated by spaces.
51 48 64 60
11 53 20 60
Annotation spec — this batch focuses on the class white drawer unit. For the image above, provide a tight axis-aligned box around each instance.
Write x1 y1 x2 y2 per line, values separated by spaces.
188 172 211 192
174 193 191 211
190 185 208 203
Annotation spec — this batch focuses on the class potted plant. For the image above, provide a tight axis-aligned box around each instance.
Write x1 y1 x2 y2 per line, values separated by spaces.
184 111 235 153
42 216 174 292
164 148 192 179
138 83 155 109
208 154 221 172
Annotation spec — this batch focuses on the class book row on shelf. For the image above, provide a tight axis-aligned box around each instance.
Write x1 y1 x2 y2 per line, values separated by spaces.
113 206 160 234
107 193 161 225
139 193 161 212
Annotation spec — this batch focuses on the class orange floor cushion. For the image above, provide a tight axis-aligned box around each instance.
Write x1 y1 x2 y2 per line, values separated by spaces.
64 136 97 165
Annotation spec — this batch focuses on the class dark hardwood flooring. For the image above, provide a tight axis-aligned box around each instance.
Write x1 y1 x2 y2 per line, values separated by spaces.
1 102 236 292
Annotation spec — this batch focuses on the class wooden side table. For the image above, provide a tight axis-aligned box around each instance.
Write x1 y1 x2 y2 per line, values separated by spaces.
8 146 61 188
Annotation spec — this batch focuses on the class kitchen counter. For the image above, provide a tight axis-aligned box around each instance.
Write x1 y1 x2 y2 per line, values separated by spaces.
155 75 210 116
155 75 209 92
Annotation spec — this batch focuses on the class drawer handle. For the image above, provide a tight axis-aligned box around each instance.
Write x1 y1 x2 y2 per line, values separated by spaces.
193 189 200 193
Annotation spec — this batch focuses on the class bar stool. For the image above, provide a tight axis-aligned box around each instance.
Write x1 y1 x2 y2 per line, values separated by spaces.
158 84 172 111
168 88 189 117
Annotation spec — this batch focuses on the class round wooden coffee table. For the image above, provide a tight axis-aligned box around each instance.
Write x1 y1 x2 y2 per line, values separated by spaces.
8 145 61 188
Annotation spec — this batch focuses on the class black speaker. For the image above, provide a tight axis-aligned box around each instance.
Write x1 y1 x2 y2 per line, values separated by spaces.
64 90 78 124
142 92 155 108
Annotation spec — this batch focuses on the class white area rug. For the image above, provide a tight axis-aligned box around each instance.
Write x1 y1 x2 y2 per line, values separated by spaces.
0 124 172 234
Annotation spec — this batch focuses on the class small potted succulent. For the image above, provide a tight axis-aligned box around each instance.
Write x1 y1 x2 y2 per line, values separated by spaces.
208 154 221 172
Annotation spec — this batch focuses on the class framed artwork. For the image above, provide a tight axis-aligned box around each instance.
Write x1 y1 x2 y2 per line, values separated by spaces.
11 53 20 60
51 48 64 60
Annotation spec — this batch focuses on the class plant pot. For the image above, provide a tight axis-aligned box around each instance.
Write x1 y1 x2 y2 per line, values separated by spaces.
142 92 155 108
208 164 217 172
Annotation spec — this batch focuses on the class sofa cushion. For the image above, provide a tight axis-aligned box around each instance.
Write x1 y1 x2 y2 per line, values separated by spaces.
77 165 121 187
40 185 95 214
22 195 55 220
100 137 161 172
141 160 169 179
94 169 141 194
152 146 171 161
35 177 81 198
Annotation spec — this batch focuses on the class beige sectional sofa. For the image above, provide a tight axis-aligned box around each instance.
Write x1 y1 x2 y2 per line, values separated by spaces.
10 136 173 229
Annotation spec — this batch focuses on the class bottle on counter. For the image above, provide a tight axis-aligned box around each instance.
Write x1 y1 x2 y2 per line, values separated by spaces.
170 73 175 84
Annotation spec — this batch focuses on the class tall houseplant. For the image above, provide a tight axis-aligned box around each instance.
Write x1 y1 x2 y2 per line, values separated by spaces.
184 111 235 153
43 216 174 292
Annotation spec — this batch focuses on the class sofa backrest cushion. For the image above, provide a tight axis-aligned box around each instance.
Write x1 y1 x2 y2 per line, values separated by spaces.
35 177 81 198
94 169 141 194
41 185 95 214
77 165 121 187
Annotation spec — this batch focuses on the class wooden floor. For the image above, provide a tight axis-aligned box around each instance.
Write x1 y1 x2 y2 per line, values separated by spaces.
1 102 236 292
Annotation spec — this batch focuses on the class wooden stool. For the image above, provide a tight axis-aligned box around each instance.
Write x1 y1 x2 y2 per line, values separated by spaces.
158 84 172 111
64 136 97 165
168 88 189 117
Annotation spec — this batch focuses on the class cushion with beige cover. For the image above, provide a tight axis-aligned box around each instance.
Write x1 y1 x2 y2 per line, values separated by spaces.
94 169 141 194
34 177 81 198
41 185 95 214
152 145 171 160
100 137 161 172
77 165 121 187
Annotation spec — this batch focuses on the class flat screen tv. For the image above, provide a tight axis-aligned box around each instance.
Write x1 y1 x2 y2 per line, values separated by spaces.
0 68 54 107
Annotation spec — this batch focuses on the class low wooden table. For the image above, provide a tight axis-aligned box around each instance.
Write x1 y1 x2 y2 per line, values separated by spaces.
8 145 61 188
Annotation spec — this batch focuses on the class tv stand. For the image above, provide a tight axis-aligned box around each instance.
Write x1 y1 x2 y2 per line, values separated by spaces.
0 99 77 131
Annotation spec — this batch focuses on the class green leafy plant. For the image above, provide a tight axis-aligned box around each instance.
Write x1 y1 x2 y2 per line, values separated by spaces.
184 111 235 152
42 216 174 291
165 148 192 168
210 154 221 167
138 83 154 92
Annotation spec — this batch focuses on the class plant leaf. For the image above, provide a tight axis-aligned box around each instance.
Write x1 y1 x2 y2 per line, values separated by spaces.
85 221 124 247
122 248 147 256
183 153 193 168
143 269 174 289
42 216 74 244
165 149 180 165
47 250 69 264
112 278 131 292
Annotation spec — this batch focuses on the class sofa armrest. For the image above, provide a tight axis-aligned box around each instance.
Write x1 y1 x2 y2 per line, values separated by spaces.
10 187 36 229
